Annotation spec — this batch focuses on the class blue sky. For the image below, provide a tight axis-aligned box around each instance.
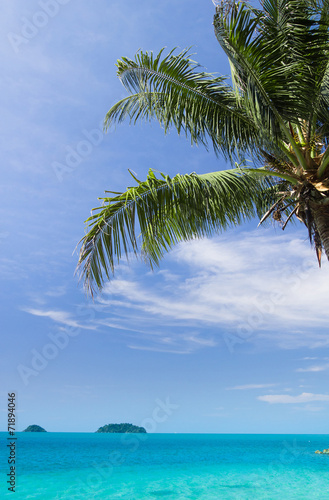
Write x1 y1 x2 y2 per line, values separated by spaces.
1 0 329 434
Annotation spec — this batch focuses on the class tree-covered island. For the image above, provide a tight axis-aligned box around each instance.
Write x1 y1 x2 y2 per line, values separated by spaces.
96 423 146 433
23 425 47 432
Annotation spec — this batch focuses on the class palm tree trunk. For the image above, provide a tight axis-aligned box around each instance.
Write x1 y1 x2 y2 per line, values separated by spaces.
310 202 329 259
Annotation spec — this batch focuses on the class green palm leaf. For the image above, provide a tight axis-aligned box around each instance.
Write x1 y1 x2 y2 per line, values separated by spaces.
104 48 260 161
77 168 281 295
77 0 329 294
214 0 329 167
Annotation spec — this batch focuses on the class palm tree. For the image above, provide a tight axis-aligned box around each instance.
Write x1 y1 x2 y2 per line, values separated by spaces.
77 0 329 295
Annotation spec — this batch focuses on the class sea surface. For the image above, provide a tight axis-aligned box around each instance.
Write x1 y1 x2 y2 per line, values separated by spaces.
1 433 329 499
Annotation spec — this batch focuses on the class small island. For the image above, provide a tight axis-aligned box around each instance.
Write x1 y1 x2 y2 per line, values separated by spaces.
23 425 47 433
96 423 146 434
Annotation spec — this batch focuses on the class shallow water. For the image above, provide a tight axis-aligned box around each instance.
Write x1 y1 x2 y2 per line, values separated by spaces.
1 433 329 499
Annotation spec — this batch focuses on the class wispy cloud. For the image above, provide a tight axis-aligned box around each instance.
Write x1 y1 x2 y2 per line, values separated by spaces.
292 405 324 412
45 286 67 298
204 412 229 418
296 364 329 373
23 308 96 330
203 406 229 418
127 345 192 354
127 331 217 354
258 393 329 404
97 231 329 350
226 384 277 390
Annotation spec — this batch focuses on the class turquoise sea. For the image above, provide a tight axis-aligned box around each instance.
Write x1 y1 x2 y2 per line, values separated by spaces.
1 433 329 499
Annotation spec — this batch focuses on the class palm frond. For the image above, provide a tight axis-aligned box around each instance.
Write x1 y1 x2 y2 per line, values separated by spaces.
77 168 278 295
213 1 329 144
76 1 329 294
214 1 289 133
104 48 261 161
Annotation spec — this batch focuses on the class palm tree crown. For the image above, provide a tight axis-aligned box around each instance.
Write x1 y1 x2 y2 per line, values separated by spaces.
77 0 329 295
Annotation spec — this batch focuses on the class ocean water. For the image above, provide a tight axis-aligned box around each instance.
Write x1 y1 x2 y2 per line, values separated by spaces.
1 433 329 499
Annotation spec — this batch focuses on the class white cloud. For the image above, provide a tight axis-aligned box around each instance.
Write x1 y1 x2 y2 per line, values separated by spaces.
296 364 329 373
203 406 228 418
204 412 229 418
127 331 217 354
292 405 324 412
127 345 192 354
258 393 329 404
98 231 329 350
45 286 67 298
226 384 277 390
23 308 96 330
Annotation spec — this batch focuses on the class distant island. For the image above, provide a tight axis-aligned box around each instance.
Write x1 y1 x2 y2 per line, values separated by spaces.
23 425 47 432
96 423 146 433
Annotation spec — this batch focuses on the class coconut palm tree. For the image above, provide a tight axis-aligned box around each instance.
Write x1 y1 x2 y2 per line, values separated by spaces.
77 0 329 295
